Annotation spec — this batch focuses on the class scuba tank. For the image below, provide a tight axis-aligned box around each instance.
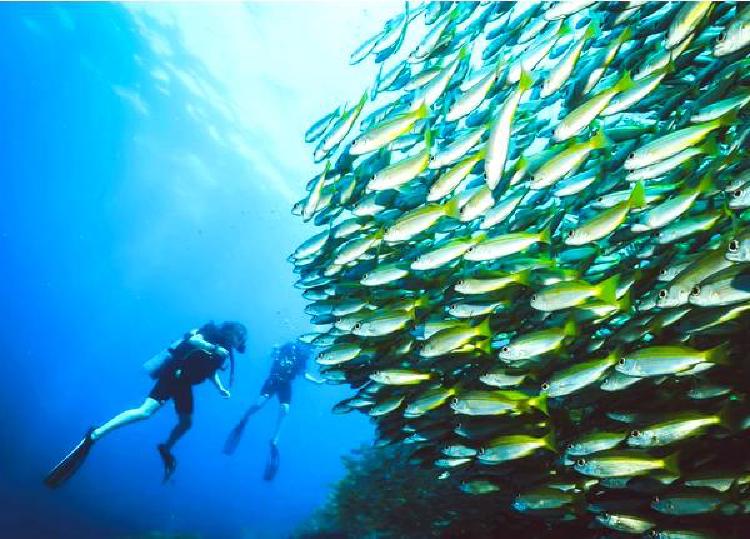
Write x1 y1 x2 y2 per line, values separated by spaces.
143 329 198 379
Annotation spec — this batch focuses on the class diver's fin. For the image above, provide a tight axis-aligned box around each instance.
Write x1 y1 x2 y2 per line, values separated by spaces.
223 416 250 456
158 444 177 484
43 427 96 488
263 442 280 482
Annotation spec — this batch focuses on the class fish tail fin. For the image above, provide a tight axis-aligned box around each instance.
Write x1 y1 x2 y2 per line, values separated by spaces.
606 349 621 366
443 197 461 219
706 342 731 365
615 70 635 93
618 291 632 312
628 181 647 209
414 102 429 120
721 199 734 219
700 134 719 156
591 129 609 150
356 90 369 111
663 452 681 476
476 339 492 355
456 44 470 62
544 430 557 452
514 155 529 172
584 18 600 40
697 173 714 194
557 20 572 38
519 69 534 92
529 394 549 416
538 225 552 244
718 403 735 429
563 319 578 338
596 274 620 304
516 269 532 286
476 317 492 338
718 109 738 127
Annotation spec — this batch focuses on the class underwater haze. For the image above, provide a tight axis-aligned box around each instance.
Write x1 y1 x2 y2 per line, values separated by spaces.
0 2 399 538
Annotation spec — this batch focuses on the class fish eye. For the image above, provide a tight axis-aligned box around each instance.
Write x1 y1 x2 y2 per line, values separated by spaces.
618 358 626 366
718 31 727 42
353 323 362 330
450 304 457 310
733 189 743 198
691 285 700 295
653 496 660 503
729 239 739 252
531 294 538 301
566 230 574 238
466 246 475 253
601 512 609 519
628 152 635 161
502 346 510 353
575 458 586 467
541 382 550 391
566 443 575 450
457 279 465 286
658 289 668 298
597 196 603 203
631 429 641 437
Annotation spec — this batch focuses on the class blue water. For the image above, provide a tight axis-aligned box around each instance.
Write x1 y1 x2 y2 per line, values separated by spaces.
0 3 396 537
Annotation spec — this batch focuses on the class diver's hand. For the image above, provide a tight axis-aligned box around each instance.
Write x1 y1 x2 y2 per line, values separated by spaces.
304 373 325 384
213 345 230 359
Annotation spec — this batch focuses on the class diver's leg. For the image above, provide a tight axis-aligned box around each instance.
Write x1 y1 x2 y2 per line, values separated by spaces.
264 389 288 481
243 393 271 420
163 384 194 451
270 403 289 446
163 413 193 451
271 382 292 446
223 394 270 456
157 386 193 481
91 398 162 441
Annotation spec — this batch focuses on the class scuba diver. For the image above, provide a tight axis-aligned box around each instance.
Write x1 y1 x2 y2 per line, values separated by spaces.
223 340 317 480
44 321 248 488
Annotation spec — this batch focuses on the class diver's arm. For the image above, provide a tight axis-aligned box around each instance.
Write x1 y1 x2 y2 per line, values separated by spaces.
212 372 231 398
188 334 229 359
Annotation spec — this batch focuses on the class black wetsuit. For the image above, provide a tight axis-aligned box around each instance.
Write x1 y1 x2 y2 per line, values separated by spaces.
149 339 225 414
259 343 312 405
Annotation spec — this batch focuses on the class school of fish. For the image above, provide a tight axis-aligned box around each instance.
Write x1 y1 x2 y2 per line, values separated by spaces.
292 2 750 537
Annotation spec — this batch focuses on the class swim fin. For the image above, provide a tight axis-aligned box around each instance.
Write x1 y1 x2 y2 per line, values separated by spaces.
158 444 177 484
263 442 280 481
223 416 249 455
44 427 96 488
